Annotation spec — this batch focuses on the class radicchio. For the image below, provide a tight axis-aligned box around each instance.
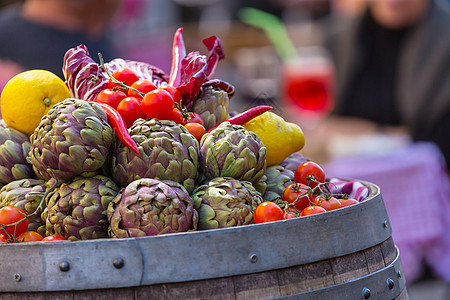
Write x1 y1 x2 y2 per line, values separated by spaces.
175 36 227 110
62 45 169 101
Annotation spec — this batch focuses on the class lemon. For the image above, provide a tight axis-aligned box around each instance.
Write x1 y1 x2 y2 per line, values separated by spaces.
1 70 70 135
243 111 305 166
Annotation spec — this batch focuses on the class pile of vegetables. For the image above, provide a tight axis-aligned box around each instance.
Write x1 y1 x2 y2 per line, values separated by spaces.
0 27 369 243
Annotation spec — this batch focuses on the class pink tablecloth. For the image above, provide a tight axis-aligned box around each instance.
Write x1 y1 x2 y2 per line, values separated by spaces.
324 142 450 284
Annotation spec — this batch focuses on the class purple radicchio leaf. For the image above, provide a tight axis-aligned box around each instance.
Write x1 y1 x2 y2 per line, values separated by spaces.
176 36 225 110
105 58 169 87
62 44 108 101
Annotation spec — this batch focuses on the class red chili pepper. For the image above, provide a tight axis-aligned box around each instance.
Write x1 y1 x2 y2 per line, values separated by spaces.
168 27 186 87
207 105 273 133
97 102 140 154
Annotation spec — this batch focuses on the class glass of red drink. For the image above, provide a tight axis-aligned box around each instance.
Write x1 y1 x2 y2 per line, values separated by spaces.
281 47 335 126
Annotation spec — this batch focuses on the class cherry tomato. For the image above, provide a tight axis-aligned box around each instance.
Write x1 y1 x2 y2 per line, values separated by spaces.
284 212 297 219
117 97 147 128
184 123 206 143
339 198 359 208
108 68 140 91
96 89 127 109
254 202 284 224
0 206 28 238
282 183 314 212
300 206 327 217
182 112 205 126
166 108 184 124
313 196 342 211
128 79 157 99
17 231 43 242
42 234 67 241
294 161 326 188
160 85 182 105
0 233 6 243
141 89 175 120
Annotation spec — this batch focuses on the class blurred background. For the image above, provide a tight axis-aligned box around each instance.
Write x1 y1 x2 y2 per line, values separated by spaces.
0 0 449 298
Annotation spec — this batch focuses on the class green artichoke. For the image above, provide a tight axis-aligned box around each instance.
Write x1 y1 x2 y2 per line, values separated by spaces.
200 122 266 185
28 98 114 181
262 165 295 202
42 174 119 241
0 178 47 235
0 120 35 185
191 177 263 230
107 178 198 238
191 86 230 130
108 118 199 193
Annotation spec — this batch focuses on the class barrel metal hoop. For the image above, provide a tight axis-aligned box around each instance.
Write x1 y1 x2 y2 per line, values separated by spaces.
277 246 407 300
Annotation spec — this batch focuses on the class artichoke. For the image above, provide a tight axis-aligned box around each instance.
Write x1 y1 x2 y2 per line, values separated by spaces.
107 178 198 238
191 177 263 230
191 85 230 130
262 165 295 202
28 98 114 181
42 175 119 241
279 152 309 173
0 120 35 185
108 118 199 193
200 122 266 185
0 178 47 234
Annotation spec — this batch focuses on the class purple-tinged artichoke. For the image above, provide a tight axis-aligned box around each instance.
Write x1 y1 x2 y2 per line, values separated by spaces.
191 177 263 230
279 152 309 173
0 178 47 235
107 178 198 238
42 175 119 241
262 165 295 202
108 118 199 193
191 85 230 130
28 98 114 181
200 122 266 185
0 120 35 184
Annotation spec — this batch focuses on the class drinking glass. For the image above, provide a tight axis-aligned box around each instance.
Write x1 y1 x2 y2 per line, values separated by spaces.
281 46 335 128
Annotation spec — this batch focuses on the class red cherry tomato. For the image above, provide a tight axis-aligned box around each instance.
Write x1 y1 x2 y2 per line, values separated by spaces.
339 198 359 208
96 89 127 109
313 196 342 211
254 202 284 224
0 233 6 243
108 68 140 91
284 212 297 219
128 79 157 99
17 231 43 242
117 97 147 128
300 206 327 217
0 206 28 238
182 112 205 126
42 234 67 241
166 108 184 124
184 122 206 143
294 161 326 188
141 89 175 120
282 183 314 212
160 85 182 105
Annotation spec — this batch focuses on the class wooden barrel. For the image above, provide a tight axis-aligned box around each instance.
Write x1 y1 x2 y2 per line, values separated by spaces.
0 180 408 299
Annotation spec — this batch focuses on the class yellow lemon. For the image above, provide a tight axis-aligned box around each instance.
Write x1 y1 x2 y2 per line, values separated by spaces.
1 70 70 135
243 111 305 166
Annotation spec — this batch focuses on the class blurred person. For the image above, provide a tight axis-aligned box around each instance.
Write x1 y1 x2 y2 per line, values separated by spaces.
324 0 450 167
0 0 122 84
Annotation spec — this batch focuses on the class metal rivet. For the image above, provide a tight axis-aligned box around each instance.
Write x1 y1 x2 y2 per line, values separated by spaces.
383 220 388 228
14 273 22 282
397 270 402 278
59 261 70 272
113 257 124 269
250 254 258 263
362 287 371 299
387 278 395 289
